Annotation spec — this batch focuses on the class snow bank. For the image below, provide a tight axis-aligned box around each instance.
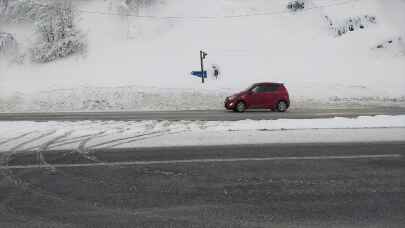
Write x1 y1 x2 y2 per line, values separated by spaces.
0 115 404 152
0 86 230 112
1 84 404 112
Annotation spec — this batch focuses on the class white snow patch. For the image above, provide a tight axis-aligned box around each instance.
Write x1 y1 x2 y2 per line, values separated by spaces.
136 128 405 148
0 115 404 153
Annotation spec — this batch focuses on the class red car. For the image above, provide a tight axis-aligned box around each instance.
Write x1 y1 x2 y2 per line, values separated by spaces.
225 82 290 112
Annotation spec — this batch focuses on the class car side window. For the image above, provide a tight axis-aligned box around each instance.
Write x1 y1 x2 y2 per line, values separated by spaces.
252 85 266 93
263 84 280 92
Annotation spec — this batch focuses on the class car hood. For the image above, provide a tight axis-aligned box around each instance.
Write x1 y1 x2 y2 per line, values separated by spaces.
231 91 248 97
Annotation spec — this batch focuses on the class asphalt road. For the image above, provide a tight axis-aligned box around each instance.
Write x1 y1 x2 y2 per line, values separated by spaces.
0 106 405 121
1 142 404 227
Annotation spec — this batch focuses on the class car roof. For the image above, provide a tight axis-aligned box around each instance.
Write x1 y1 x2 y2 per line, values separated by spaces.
255 82 283 86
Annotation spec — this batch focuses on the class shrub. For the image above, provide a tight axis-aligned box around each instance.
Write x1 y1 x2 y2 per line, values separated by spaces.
287 0 305 12
30 1 86 63
329 15 377 37
123 0 156 10
0 0 50 23
30 32 85 63
0 0 8 15
0 32 17 55
118 0 157 15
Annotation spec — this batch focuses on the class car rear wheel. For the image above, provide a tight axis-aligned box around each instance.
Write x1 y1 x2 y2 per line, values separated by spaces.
234 101 247 112
276 101 288 112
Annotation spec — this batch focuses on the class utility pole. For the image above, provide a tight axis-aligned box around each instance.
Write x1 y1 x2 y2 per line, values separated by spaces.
200 50 207 84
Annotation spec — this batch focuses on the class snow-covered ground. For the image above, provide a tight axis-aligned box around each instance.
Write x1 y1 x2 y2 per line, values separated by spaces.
0 86 231 112
1 115 404 153
2 85 404 113
1 0 405 112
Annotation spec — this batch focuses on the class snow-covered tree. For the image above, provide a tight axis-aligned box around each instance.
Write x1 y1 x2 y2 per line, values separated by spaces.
30 1 86 63
0 32 17 55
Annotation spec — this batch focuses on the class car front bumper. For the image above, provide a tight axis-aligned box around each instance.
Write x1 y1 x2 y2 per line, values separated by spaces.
224 99 236 110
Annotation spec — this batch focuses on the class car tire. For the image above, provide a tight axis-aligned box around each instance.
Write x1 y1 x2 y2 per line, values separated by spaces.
234 101 247 113
276 101 288 112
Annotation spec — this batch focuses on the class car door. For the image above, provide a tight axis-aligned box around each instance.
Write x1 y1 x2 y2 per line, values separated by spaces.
260 84 280 108
245 85 266 108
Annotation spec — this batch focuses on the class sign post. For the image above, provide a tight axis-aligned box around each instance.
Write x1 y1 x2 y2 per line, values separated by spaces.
200 50 208 84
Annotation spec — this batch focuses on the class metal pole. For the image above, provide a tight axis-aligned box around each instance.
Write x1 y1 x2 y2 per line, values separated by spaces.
200 50 205 84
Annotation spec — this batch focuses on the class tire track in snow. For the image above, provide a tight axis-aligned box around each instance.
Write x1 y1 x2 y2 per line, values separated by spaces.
0 130 57 165
0 131 37 146
104 130 188 149
51 133 95 146
88 130 171 149
0 130 58 195
75 131 107 162
8 130 57 153
35 131 74 172
45 133 104 150
71 122 156 160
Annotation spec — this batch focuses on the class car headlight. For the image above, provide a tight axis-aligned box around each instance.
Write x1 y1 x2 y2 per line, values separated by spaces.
229 95 237 100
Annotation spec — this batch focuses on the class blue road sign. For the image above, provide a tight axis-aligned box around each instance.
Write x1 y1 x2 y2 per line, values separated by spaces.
191 71 207 78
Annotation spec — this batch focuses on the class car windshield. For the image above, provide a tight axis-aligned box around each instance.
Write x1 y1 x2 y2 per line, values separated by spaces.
244 84 257 92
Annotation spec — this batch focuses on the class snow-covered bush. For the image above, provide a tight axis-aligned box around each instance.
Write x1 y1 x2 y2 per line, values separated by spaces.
327 15 377 37
0 0 8 15
0 32 27 64
0 1 86 63
287 0 305 12
118 0 156 15
30 1 86 63
0 32 17 55
0 0 50 23
375 39 395 49
30 33 85 63
125 0 156 8
373 37 405 56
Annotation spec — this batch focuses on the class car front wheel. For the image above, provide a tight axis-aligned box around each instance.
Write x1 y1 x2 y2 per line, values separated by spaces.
234 101 247 112
276 101 288 112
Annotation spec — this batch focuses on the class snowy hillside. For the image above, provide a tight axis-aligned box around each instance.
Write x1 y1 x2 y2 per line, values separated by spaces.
1 0 405 111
